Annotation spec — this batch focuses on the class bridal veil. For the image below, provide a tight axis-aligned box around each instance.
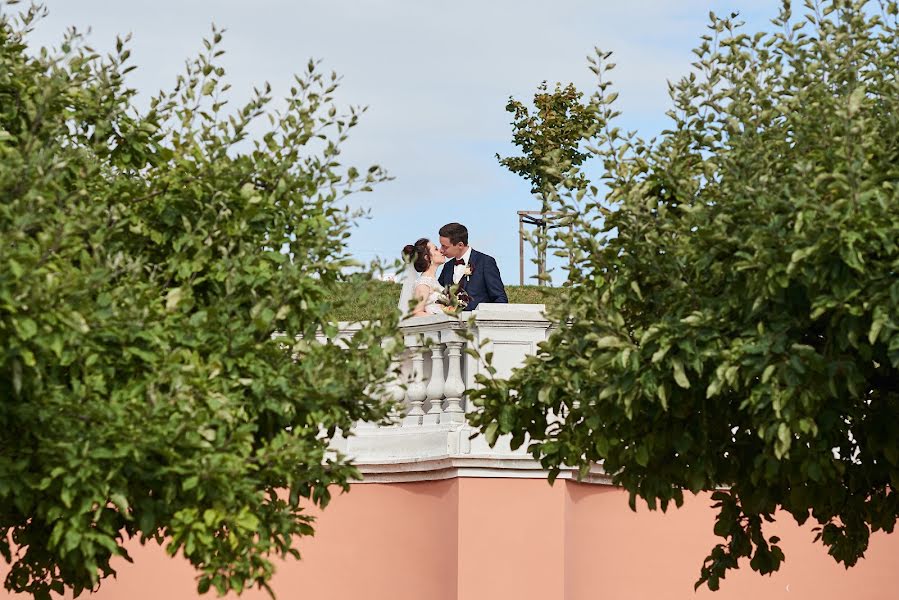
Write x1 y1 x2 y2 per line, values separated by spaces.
397 262 417 314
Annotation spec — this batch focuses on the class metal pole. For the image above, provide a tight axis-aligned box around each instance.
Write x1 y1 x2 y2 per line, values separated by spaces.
518 213 525 286
535 211 548 287
518 210 564 288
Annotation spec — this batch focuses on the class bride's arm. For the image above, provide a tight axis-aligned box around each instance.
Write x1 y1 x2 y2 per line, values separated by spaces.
412 283 430 316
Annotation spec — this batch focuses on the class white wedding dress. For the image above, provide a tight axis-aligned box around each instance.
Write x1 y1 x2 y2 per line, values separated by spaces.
416 275 444 315
398 264 445 316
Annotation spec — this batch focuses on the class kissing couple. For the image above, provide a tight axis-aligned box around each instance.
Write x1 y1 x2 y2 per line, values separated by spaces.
398 222 508 317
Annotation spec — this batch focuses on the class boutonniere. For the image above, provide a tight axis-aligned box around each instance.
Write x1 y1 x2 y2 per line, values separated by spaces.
463 265 474 277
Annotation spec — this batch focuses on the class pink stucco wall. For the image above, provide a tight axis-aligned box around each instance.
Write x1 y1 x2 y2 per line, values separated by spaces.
4 479 898 599
457 478 567 598
61 480 461 600
564 483 898 599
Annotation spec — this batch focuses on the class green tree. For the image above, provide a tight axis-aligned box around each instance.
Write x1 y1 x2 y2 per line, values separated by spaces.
497 82 599 284
497 81 598 194
472 0 899 590
1 5 396 597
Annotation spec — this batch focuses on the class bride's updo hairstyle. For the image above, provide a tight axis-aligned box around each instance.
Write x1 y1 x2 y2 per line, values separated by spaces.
402 238 431 273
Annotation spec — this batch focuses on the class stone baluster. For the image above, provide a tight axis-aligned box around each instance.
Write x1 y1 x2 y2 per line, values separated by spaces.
443 338 466 424
403 340 427 427
423 343 445 425
382 353 408 427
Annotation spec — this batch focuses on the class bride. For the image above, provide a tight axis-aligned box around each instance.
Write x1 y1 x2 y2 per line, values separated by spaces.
398 238 448 316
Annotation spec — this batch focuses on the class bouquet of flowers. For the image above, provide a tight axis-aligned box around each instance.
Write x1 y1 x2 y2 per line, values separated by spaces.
437 265 473 315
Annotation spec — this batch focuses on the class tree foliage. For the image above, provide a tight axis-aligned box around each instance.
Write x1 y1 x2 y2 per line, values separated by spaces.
1 4 396 597
472 0 899 590
496 81 599 194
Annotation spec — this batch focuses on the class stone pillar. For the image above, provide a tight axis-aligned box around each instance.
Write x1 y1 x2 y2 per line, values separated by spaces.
423 344 445 425
403 339 427 427
443 339 466 424
382 350 409 427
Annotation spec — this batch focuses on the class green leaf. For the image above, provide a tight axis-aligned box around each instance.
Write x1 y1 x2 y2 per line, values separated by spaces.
109 493 130 514
847 85 866 116
672 359 690 389
761 364 776 384
165 287 183 312
594 335 625 348
656 384 669 409
776 423 791 458
790 245 817 265
16 318 37 340
869 316 886 345
635 445 649 466
484 422 499 446
630 280 643 300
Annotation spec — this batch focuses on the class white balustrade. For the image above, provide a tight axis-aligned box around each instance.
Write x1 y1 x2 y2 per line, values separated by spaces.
388 314 470 429
333 305 566 482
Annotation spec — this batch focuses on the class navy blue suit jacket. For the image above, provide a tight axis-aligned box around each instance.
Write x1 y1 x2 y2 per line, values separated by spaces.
438 249 508 311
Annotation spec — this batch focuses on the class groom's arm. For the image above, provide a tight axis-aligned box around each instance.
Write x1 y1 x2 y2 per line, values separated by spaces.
438 264 451 287
483 256 508 303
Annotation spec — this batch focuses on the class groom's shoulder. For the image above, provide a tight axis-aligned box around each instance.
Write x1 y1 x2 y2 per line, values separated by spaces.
472 248 496 263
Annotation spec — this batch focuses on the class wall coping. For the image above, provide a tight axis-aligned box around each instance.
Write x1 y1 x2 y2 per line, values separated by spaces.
353 455 612 485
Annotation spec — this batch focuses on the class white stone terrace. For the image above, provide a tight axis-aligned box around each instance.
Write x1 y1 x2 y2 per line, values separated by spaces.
324 305 610 485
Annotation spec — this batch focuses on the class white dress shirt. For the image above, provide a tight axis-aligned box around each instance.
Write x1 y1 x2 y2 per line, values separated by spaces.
452 247 473 284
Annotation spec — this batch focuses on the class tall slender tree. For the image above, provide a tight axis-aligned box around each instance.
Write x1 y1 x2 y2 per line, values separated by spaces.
497 82 598 284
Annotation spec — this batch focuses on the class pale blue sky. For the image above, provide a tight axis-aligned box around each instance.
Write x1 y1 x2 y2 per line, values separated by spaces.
24 1 776 284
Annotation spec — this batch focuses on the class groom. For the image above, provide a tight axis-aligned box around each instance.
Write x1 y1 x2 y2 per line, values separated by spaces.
438 222 508 311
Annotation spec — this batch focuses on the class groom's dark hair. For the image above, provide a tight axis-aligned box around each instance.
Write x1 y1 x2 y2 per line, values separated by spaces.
439 222 468 246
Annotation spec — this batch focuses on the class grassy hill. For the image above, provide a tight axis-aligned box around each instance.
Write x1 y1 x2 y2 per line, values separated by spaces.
328 280 564 322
